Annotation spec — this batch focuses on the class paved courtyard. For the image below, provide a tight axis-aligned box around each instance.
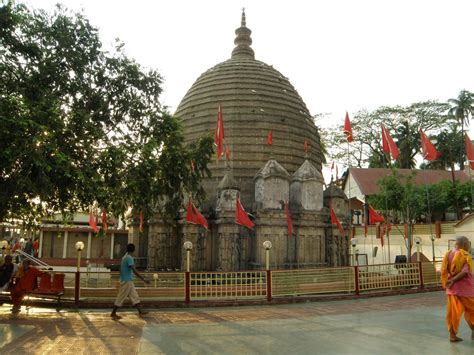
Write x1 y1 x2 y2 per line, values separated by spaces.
0 291 473 354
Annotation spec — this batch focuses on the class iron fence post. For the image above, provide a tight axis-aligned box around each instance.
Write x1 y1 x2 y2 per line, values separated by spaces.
74 271 80 306
418 261 424 289
266 270 272 302
185 271 191 303
354 266 360 295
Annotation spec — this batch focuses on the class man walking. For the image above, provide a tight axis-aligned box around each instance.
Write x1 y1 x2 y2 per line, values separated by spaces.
441 236 474 342
111 243 149 320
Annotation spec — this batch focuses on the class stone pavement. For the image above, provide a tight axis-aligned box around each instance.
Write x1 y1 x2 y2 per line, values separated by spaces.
0 291 473 354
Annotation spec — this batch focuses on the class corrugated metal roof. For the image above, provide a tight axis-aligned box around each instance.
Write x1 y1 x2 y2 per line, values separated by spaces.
348 168 470 196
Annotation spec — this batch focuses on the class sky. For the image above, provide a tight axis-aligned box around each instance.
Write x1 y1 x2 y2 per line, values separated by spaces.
20 0 474 180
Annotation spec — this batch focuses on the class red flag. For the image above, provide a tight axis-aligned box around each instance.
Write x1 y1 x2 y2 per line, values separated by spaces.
89 210 98 233
225 146 231 161
419 128 439 161
368 205 385 224
235 197 254 229
465 133 474 169
139 211 144 233
303 140 308 153
343 111 353 142
214 104 225 160
186 199 209 230
101 208 107 232
330 207 345 236
267 130 273 145
381 125 400 160
284 200 293 237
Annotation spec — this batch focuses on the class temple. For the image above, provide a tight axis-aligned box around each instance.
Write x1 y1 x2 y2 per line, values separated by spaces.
131 11 350 271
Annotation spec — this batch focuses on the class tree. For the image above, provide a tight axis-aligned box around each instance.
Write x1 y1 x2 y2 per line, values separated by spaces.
0 2 213 226
369 170 426 259
321 101 451 170
448 90 474 167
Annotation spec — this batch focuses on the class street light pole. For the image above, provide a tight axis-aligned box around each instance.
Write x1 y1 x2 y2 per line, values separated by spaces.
74 241 85 306
183 241 193 303
263 241 272 302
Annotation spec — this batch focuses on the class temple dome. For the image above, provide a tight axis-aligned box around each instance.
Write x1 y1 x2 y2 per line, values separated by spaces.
175 11 323 208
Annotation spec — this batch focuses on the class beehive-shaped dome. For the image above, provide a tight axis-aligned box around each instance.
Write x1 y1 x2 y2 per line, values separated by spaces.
175 11 323 208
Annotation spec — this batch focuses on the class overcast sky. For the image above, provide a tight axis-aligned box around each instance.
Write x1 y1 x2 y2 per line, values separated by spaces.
21 0 474 179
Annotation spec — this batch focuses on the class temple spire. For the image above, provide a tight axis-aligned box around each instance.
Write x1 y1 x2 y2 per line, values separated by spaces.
231 9 255 59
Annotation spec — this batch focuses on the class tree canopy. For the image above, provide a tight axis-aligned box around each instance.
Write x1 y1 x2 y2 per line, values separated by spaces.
322 101 451 169
0 2 213 226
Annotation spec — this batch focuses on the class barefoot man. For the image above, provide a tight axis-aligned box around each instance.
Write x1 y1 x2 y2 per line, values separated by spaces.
111 243 149 320
441 236 474 342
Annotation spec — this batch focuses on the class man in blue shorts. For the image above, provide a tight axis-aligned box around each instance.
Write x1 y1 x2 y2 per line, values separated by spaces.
111 243 149 320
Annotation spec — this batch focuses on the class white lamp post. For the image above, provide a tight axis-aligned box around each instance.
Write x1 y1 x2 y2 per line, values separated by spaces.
414 237 422 262
75 241 85 272
263 240 272 270
351 238 358 266
153 273 159 288
183 241 193 272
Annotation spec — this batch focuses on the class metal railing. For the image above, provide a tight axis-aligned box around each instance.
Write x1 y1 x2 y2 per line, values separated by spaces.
38 261 443 305
357 263 421 292
190 271 267 299
272 267 355 297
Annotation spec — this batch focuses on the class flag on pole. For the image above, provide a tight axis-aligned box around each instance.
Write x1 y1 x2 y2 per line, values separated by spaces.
225 146 231 161
235 197 254 229
214 104 225 160
139 211 144 233
419 128 439 161
284 200 293 237
186 199 209 230
381 125 400 160
267 130 273 145
343 111 353 142
330 207 345 236
89 210 98 233
303 140 308 153
465 133 474 169
368 205 385 224
102 208 107 232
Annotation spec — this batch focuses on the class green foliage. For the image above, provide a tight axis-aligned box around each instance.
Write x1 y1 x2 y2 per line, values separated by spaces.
448 90 474 129
424 127 464 171
0 2 213 226
370 169 474 223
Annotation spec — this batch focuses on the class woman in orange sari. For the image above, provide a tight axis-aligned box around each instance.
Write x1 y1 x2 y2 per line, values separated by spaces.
441 236 474 342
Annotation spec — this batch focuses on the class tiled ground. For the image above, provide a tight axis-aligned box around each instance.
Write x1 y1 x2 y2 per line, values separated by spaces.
0 291 473 354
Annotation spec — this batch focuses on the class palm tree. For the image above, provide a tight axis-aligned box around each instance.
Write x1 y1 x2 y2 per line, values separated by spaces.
395 121 418 169
448 90 474 169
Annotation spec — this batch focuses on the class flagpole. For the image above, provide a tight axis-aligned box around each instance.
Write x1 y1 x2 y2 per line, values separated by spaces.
382 153 391 265
347 141 353 265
